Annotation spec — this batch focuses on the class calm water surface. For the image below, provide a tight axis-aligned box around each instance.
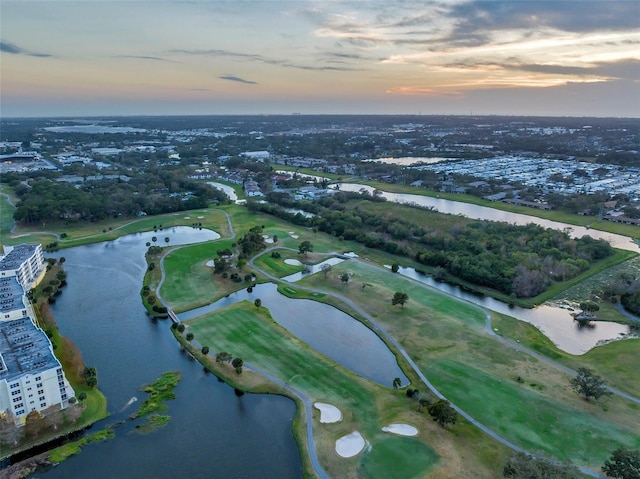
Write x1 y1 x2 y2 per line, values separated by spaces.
338 183 639 253
38 227 302 478
179 282 409 387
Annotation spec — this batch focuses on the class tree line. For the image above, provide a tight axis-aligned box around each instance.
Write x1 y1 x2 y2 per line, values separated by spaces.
248 191 614 298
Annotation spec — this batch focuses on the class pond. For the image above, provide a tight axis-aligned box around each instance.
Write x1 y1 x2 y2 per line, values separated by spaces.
178 282 409 388
34 228 302 478
393 265 630 355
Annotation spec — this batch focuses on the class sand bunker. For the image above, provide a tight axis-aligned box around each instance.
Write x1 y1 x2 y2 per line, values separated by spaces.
314 402 342 423
205 260 215 267
335 431 366 458
382 424 418 436
341 251 359 258
197 216 204 219
262 235 274 243
284 259 303 266
184 216 191 219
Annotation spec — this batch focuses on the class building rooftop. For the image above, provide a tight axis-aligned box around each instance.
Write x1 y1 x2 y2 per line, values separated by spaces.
0 317 59 382
0 277 26 314
0 244 39 272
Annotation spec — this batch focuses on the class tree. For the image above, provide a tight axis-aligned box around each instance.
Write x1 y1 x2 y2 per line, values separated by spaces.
77 392 87 403
164 236 170 245
254 298 262 308
201 346 210 355
177 323 186 333
602 446 640 479
570 367 611 401
186 332 194 341
273 235 278 243
503 452 581 478
392 292 409 308
216 351 232 363
24 410 45 438
321 263 332 278
232 357 244 374
392 377 402 389
427 399 457 427
152 236 157 244
340 272 350 284
391 263 399 273
298 240 313 256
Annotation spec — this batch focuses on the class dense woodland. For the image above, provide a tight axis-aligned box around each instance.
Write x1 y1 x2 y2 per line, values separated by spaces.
6 174 228 225
249 191 615 299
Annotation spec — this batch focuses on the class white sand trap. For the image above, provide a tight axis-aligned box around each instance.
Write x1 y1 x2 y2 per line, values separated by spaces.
290 234 299 239
288 231 295 234
197 216 204 219
205 260 215 267
342 251 359 258
382 424 418 436
263 235 274 243
184 216 191 219
314 402 342 423
284 259 302 266
335 431 366 458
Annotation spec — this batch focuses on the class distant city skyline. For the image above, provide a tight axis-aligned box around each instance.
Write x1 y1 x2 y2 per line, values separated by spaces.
1 0 639 118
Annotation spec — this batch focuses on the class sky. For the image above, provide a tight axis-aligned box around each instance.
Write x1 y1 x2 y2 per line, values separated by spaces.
1 0 639 118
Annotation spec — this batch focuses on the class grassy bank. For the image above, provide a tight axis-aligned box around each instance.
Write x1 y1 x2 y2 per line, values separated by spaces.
295 260 640 472
179 301 508 478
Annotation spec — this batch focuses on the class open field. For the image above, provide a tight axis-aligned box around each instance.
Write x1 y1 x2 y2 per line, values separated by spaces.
295 259 640 471
184 301 509 478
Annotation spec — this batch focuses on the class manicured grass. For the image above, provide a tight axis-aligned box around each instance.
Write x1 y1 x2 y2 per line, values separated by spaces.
252 248 304 277
492 312 640 398
185 301 486 479
160 239 241 312
0 185 16 239
426 359 639 465
359 436 439 479
297 259 640 472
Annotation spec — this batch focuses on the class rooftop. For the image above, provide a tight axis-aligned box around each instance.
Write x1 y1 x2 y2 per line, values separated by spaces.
0 277 26 314
0 244 39 272
0 317 59 381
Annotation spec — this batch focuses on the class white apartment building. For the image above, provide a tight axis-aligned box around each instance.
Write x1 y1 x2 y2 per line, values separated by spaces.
0 245 75 426
0 244 46 290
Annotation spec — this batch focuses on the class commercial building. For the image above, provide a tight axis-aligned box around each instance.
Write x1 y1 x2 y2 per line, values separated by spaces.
0 244 75 426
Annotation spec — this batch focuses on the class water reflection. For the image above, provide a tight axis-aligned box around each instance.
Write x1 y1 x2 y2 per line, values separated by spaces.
338 183 639 253
394 266 630 355
179 282 408 387
40 228 301 478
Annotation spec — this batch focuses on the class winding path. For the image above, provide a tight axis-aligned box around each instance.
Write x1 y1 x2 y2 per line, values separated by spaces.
247 251 639 478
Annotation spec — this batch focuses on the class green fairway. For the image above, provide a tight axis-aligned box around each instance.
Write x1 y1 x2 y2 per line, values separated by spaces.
185 301 450 479
160 240 235 312
359 436 439 479
297 259 640 471
426 359 640 466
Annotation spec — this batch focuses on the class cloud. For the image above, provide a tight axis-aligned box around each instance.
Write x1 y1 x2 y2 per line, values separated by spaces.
115 55 174 62
1 40 52 57
171 48 360 71
219 75 257 85
446 1 640 45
